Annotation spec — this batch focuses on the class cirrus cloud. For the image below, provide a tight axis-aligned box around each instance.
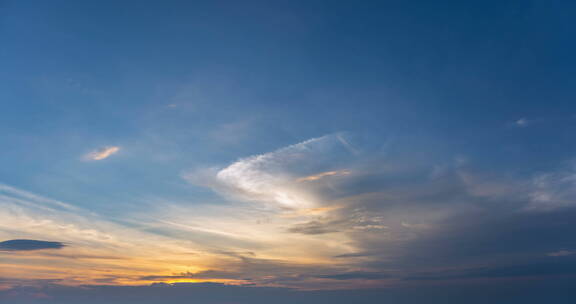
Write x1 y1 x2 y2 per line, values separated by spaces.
185 134 355 209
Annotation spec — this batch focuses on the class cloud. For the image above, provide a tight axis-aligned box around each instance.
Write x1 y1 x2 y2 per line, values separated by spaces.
525 166 576 211
316 271 393 280
548 250 576 257
0 239 65 251
181 134 576 288
286 209 387 235
139 270 244 281
0 183 245 288
297 170 351 182
514 117 530 127
5 279 576 304
287 220 343 235
83 146 120 161
185 134 354 209
406 261 576 281
6 133 576 292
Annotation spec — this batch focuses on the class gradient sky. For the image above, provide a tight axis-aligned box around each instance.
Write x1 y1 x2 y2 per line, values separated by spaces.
2 0 576 303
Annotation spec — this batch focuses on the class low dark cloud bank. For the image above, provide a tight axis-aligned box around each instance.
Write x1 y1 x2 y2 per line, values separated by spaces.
0 239 65 251
2 280 576 304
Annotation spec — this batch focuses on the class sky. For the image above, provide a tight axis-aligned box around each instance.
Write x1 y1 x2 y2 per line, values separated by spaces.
1 0 576 303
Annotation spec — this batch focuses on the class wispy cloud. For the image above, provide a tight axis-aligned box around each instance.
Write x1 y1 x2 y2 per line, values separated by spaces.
0 182 357 290
185 134 354 209
525 165 576 211
83 146 120 161
547 250 576 257
0 183 235 288
297 170 351 182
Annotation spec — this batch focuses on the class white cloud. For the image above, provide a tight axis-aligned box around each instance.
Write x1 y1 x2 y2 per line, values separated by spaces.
83 146 120 161
185 134 352 209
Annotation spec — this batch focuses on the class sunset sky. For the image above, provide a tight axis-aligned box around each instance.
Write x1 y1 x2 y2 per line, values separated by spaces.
2 1 576 303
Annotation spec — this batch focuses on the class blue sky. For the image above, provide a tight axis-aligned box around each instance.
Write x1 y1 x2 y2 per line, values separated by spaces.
2 0 576 303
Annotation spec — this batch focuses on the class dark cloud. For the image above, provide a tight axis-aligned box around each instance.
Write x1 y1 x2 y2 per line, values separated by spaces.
0 239 65 251
181 132 576 289
140 270 242 281
406 259 576 281
287 220 342 235
333 252 376 258
3 139 576 292
316 271 393 280
3 280 576 304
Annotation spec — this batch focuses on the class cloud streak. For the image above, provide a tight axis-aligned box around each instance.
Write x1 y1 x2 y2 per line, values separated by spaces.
297 170 351 182
0 240 65 251
83 146 120 161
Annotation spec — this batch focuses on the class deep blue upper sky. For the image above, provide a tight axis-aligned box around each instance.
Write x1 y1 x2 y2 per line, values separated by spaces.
3 1 576 201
